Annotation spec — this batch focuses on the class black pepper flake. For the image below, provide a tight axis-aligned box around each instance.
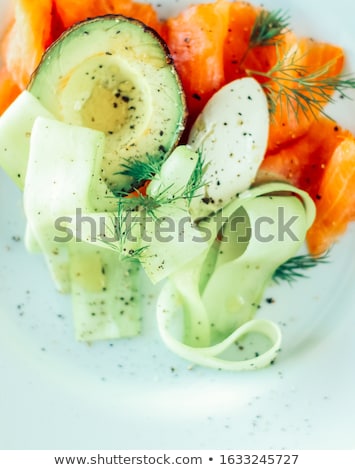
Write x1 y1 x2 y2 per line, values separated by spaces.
334 126 339 131
192 93 201 101
83 31 89 35
105 51 113 55
121 96 130 103
266 297 275 304
115 91 121 98
159 130 164 136
113 102 118 108
202 197 214 205
316 194 322 200
247 95 252 100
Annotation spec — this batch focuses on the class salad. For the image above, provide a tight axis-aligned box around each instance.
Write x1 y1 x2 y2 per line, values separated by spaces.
0 0 354 371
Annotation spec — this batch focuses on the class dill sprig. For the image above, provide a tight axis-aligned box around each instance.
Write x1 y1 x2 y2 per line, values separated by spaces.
117 154 164 185
110 151 207 260
118 185 180 219
113 185 186 261
272 252 330 284
248 50 355 119
108 198 149 262
239 9 290 67
115 173 204 220
249 9 290 49
116 150 206 215
183 150 205 203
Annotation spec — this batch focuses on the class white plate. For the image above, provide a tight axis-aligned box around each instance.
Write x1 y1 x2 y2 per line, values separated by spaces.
1 0 355 450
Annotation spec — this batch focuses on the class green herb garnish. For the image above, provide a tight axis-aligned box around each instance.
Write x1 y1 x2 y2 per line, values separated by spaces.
240 9 290 66
182 149 205 203
117 154 164 186
248 50 355 119
249 9 290 49
112 151 206 260
272 252 330 284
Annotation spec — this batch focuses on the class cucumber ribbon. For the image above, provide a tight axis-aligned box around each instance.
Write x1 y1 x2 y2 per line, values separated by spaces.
156 183 315 370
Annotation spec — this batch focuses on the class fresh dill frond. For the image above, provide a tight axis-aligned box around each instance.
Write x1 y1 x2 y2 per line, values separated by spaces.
248 49 355 119
249 9 290 49
239 9 290 67
272 252 330 284
115 184 176 221
182 150 206 203
116 151 207 215
117 154 164 185
110 151 207 258
109 198 149 262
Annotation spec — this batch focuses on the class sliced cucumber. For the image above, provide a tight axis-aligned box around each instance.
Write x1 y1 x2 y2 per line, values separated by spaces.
69 243 141 342
23 117 113 292
23 116 141 339
0 91 54 189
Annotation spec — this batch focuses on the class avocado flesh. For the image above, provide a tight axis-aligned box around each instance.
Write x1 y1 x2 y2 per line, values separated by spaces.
28 16 186 190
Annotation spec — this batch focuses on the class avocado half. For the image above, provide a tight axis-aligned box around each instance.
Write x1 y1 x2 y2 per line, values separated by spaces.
28 15 187 190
